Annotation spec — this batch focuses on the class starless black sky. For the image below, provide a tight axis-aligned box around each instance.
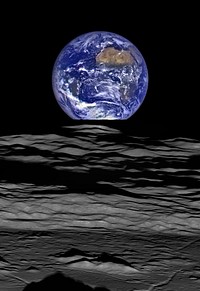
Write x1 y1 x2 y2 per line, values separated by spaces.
1 3 198 137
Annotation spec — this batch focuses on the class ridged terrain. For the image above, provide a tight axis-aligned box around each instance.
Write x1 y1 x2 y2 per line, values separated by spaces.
0 125 200 290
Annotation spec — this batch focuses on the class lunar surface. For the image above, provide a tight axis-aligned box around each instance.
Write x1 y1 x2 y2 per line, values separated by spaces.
0 125 200 290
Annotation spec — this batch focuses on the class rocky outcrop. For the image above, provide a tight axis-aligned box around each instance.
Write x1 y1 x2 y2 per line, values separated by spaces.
22 272 110 291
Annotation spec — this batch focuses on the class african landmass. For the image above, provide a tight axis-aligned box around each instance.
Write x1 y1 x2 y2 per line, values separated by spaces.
96 47 134 66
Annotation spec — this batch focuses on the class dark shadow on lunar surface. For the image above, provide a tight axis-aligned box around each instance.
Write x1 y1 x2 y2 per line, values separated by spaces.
22 272 110 291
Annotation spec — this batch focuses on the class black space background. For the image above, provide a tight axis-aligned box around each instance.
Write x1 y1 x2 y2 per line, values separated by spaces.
1 3 199 137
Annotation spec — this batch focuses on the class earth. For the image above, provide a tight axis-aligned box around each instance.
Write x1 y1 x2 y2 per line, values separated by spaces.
52 31 148 120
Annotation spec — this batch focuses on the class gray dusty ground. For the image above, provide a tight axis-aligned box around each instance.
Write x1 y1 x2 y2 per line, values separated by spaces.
0 125 200 290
